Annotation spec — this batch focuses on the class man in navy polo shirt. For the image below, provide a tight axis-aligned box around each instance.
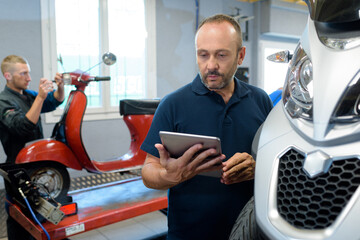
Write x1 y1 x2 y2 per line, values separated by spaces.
141 14 272 240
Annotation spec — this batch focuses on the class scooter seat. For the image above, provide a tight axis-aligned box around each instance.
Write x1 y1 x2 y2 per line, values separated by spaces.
120 99 160 115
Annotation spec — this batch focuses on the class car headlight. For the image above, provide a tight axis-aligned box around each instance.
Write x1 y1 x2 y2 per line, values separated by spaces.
283 44 314 120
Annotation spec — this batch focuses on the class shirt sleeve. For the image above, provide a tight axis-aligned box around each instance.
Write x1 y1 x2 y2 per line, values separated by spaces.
0 99 38 137
257 88 274 116
265 91 274 114
42 91 63 113
26 89 63 113
140 96 175 158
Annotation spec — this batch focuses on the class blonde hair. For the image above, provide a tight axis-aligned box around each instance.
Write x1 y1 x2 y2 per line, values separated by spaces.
196 14 243 51
1 55 28 75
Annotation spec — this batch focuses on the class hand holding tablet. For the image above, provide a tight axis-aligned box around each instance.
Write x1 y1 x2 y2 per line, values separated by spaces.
159 131 223 178
159 131 222 158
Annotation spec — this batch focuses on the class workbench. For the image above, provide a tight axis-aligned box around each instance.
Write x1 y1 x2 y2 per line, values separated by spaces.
8 177 168 240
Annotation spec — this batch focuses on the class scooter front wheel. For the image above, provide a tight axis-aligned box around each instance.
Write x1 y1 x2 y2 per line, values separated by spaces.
25 161 70 203
229 196 263 240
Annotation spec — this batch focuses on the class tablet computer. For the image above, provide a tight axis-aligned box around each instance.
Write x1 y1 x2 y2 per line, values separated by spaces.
159 131 222 158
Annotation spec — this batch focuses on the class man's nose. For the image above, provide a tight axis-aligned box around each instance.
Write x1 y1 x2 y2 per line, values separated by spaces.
25 73 31 81
207 56 219 70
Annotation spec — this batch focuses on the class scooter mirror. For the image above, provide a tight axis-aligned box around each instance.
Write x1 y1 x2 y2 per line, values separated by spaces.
62 52 117 83
102 52 117 66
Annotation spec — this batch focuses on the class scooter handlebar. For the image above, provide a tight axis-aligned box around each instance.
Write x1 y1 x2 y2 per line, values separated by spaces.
93 76 111 81
54 72 111 90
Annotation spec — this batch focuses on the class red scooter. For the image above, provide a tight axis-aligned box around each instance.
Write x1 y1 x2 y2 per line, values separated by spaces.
14 53 160 202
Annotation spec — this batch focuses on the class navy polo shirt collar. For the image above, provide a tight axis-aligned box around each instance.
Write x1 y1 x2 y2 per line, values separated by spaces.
191 73 250 99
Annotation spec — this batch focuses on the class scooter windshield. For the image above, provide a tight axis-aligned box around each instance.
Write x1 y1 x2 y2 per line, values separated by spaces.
305 0 360 23
305 0 360 50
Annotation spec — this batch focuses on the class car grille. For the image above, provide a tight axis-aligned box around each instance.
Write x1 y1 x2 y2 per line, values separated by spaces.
277 148 360 229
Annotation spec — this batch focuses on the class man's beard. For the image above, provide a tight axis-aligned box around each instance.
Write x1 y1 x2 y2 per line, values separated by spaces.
200 70 234 90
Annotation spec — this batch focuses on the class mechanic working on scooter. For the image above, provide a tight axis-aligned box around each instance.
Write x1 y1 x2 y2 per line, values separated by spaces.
141 14 273 240
0 55 65 240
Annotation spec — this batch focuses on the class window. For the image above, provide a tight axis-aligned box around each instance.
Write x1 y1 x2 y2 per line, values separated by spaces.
259 40 297 94
40 0 156 122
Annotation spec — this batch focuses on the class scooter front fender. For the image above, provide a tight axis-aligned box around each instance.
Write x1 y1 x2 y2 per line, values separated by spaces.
15 139 83 170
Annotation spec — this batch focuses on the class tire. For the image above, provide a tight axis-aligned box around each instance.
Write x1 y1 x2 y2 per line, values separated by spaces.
229 196 261 240
25 162 70 203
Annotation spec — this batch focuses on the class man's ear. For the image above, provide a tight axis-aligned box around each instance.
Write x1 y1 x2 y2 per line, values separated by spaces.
4 72 11 81
237 47 246 65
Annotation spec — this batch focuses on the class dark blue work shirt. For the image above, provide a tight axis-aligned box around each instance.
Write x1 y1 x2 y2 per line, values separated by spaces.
0 86 63 163
141 75 272 240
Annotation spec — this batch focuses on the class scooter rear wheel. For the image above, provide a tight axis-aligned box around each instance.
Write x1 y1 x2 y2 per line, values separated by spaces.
25 162 70 203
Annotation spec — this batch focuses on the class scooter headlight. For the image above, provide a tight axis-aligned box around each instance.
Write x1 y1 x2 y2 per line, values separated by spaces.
283 44 314 120
330 71 360 123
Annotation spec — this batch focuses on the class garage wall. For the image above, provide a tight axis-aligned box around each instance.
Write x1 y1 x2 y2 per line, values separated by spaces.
156 0 258 97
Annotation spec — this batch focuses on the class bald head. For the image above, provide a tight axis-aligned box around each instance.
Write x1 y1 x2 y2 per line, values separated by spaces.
195 14 243 52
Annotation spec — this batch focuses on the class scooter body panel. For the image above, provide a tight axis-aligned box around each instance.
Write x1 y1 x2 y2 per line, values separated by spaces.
92 114 154 172
64 90 98 172
15 139 83 170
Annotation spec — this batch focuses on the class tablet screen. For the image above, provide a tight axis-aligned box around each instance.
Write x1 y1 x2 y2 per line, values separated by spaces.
159 131 222 158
